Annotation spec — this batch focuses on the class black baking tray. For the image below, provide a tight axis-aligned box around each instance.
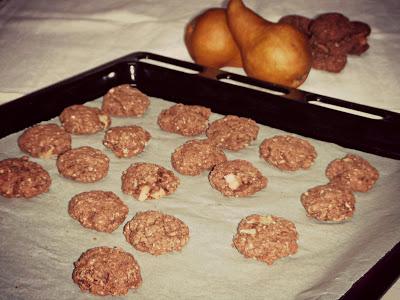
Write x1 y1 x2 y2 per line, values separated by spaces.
0 51 399 299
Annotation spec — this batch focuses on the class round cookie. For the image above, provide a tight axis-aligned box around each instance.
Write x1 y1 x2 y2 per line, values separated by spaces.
121 162 179 201
102 84 150 117
301 184 356 222
157 103 211 136
57 146 110 183
259 135 317 171
18 123 71 158
309 13 352 43
232 214 298 265
206 115 259 151
123 210 190 255
103 125 151 158
68 191 129 233
0 156 51 198
208 159 267 197
171 139 227 176
278 14 312 36
72 246 142 296
59 104 111 135
325 154 379 192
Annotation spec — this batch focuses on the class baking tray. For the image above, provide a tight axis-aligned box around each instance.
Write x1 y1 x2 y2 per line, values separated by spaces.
0 51 399 299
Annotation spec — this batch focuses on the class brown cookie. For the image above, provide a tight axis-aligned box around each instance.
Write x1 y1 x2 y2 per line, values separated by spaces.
103 125 151 158
309 12 352 43
233 214 298 265
300 184 356 222
102 84 150 117
206 115 259 151
0 156 51 198
68 191 128 233
278 14 312 36
208 159 267 197
259 135 317 171
57 146 110 183
72 246 142 296
59 104 111 135
345 21 371 55
123 210 190 255
325 154 379 192
157 103 211 136
311 48 347 73
17 123 71 158
171 139 227 176
121 162 179 201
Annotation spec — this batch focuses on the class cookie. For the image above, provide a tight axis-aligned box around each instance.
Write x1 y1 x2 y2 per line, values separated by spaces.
232 214 298 265
123 210 190 255
309 13 352 43
57 146 110 183
325 154 379 192
68 191 128 233
171 139 227 176
259 135 317 171
278 14 312 36
17 123 71 158
0 156 51 198
121 162 179 201
311 40 348 73
208 159 267 197
103 125 151 158
59 104 111 135
157 103 211 136
72 246 142 296
102 84 150 117
345 21 371 55
300 184 356 222
206 115 259 151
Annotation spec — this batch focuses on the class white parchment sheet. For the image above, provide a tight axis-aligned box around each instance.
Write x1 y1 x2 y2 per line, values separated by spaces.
0 96 399 300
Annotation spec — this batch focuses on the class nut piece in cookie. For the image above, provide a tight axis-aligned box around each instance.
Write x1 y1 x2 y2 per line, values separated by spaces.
206 115 259 151
103 125 151 158
233 214 298 265
171 139 227 176
157 103 211 136
0 156 51 198
59 104 111 135
208 159 267 197
18 123 71 158
72 246 142 296
301 184 356 222
57 146 110 183
123 210 190 255
68 191 129 233
121 162 179 201
259 135 317 171
325 154 379 192
102 84 150 117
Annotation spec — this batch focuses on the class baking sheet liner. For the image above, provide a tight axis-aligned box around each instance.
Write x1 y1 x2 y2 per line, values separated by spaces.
0 96 399 300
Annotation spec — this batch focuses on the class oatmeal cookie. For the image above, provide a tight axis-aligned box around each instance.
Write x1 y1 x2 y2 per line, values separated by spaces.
123 210 190 255
68 191 128 233
233 214 298 265
208 159 267 197
0 156 51 198
72 246 142 296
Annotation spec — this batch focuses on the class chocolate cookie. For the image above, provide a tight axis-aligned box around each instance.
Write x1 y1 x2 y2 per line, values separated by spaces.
59 104 111 135
171 139 227 176
72 246 142 296
157 103 211 136
121 162 179 201
57 146 110 183
123 210 190 255
0 156 51 198
278 14 312 36
259 135 317 171
103 125 151 158
68 191 128 233
18 123 71 158
102 84 150 117
208 159 267 197
206 115 259 151
233 214 298 265
309 13 352 43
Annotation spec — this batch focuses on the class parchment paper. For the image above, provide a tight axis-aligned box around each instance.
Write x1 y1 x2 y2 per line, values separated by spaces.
0 96 399 300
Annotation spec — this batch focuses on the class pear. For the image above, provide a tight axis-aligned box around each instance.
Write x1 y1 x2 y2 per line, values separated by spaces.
226 0 312 87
